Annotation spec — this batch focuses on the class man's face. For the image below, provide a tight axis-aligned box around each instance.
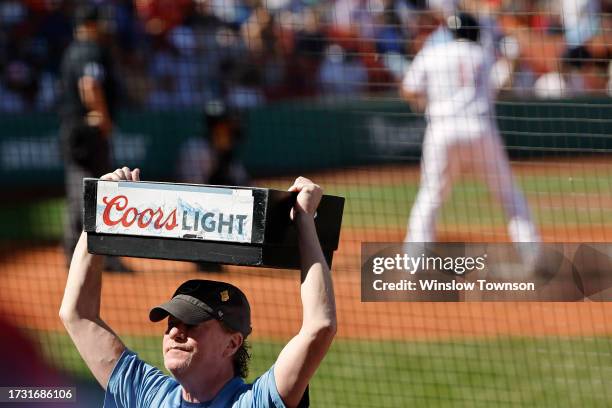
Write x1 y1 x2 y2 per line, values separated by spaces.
162 315 233 377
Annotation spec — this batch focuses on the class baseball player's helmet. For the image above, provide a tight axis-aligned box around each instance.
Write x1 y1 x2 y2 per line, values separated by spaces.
447 12 480 42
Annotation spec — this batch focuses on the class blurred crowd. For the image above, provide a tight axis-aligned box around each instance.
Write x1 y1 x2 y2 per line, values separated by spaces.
0 0 610 113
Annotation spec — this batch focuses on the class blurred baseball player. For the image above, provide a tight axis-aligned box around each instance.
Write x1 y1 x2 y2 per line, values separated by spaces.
60 167 335 407
401 13 540 249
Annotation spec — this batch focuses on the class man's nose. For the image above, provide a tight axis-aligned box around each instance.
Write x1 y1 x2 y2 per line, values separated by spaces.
168 326 186 340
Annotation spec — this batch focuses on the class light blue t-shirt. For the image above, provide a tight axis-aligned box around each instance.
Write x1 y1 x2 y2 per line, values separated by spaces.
103 350 287 408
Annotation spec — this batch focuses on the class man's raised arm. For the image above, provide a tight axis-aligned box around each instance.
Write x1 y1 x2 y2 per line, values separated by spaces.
274 177 338 408
59 167 139 388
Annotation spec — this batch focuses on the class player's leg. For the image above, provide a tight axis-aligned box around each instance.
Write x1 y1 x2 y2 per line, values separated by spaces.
474 131 540 243
405 130 460 242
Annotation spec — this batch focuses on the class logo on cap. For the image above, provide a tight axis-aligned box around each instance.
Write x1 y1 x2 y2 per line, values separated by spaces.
220 290 229 302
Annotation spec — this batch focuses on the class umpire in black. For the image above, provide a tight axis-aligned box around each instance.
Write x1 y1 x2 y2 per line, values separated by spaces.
59 4 127 271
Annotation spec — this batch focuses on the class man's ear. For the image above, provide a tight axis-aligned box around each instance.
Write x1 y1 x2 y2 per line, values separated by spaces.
223 332 244 358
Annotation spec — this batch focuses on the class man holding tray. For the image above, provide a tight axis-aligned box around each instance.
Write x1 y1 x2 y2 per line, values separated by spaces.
60 167 336 407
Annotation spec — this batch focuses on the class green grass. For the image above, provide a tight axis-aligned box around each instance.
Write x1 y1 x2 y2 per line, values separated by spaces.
33 331 612 407
0 198 64 240
2 173 611 240
521 174 612 195
329 178 612 229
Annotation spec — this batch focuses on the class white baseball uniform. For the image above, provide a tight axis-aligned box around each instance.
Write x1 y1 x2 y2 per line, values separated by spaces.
402 38 540 244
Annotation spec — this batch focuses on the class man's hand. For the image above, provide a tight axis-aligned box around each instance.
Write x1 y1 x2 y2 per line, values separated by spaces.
86 110 113 138
100 166 141 182
288 177 322 220
400 87 427 113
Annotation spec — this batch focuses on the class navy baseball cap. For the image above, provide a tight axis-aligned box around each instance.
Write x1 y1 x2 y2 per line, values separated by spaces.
447 13 480 43
149 280 252 337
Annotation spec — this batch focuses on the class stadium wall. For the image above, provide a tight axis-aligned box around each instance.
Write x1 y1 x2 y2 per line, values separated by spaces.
1 97 610 190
